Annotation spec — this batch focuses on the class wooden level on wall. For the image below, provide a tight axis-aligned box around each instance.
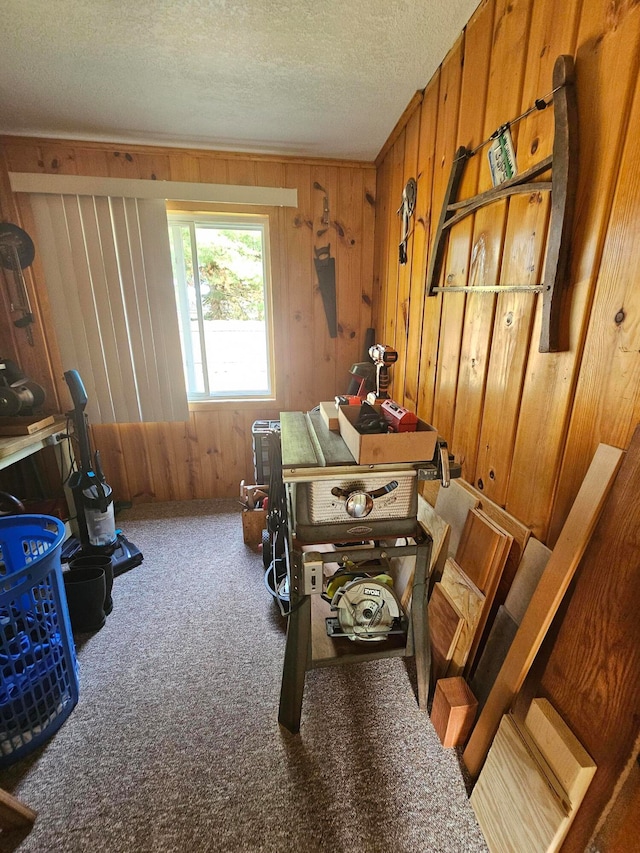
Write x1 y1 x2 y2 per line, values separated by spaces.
425 54 578 353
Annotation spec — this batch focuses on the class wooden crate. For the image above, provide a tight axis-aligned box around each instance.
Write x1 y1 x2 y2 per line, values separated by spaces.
241 508 267 547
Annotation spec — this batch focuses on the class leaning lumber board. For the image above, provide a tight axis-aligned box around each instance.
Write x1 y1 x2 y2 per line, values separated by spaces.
463 442 624 779
429 583 465 683
417 492 450 582
470 605 519 712
504 537 552 625
435 479 479 556
525 698 596 810
399 494 451 610
457 478 531 602
464 513 513 674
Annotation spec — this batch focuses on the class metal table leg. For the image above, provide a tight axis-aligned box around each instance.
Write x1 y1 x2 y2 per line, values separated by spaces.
411 539 432 709
278 552 311 734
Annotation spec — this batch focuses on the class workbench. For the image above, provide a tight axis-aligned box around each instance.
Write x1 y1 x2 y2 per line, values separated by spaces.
0 416 68 472
277 410 434 733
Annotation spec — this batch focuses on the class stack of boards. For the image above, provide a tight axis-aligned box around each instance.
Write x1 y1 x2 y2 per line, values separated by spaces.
470 698 596 852
421 480 547 703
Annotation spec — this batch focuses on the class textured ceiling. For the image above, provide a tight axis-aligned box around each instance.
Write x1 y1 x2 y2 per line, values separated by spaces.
0 0 479 162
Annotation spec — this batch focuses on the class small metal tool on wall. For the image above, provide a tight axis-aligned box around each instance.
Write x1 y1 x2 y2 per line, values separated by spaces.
0 223 37 346
398 178 417 265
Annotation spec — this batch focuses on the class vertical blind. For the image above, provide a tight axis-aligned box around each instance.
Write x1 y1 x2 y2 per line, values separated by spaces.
29 193 189 424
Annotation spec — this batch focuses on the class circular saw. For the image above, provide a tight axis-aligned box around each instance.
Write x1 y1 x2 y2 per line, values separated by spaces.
329 576 406 642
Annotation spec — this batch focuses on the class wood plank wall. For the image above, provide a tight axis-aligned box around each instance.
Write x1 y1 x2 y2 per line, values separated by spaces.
0 140 375 502
373 0 640 545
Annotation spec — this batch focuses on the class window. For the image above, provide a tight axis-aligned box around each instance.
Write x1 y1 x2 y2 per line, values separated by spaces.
167 212 275 401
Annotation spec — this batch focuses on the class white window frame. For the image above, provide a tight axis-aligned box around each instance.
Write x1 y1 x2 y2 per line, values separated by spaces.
167 211 276 403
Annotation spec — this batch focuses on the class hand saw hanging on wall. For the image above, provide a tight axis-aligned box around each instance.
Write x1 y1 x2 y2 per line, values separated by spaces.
314 243 337 338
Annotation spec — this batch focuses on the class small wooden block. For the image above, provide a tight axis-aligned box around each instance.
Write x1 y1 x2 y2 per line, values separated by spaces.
525 698 596 808
0 414 55 435
241 508 267 547
431 676 478 747
319 401 340 431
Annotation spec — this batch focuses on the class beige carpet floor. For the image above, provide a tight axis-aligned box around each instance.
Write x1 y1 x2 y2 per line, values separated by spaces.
0 500 487 852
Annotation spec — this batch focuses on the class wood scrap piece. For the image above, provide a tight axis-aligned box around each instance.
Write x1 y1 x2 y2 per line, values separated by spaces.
463 511 513 674
463 443 624 779
470 714 569 853
525 698 596 809
398 494 451 610
435 480 479 556
431 677 478 748
470 605 519 712
505 537 551 624
440 558 485 675
457 478 532 603
428 583 464 683
0 787 36 829
455 506 504 591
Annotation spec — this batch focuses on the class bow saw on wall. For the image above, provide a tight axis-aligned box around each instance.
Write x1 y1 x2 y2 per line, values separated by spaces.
425 54 578 353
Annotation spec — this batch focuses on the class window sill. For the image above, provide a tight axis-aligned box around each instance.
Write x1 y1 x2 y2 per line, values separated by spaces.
188 397 281 412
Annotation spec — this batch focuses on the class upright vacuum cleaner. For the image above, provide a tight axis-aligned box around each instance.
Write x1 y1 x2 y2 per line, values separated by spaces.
63 370 143 576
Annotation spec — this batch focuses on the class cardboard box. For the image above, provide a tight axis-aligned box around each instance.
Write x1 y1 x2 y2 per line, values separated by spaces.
241 508 267 547
338 404 438 464
319 401 340 431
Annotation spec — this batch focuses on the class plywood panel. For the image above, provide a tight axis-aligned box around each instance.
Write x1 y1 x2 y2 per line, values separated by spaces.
471 714 567 853
440 557 485 675
434 478 480 556
455 507 504 591
457 477 531 605
429 582 465 683
470 604 519 712
398 493 450 610
504 536 551 624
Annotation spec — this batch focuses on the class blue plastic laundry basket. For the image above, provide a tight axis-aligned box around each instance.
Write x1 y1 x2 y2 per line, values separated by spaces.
0 514 79 767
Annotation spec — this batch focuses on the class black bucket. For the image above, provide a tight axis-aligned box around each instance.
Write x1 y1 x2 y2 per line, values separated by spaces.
69 554 113 615
63 567 106 632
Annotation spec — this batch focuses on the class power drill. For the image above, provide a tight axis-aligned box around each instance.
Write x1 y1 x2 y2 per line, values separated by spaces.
367 344 398 403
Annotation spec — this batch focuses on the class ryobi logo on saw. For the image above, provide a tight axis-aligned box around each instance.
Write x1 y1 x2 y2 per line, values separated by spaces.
363 587 381 597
